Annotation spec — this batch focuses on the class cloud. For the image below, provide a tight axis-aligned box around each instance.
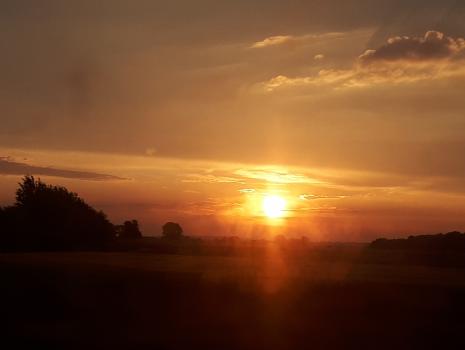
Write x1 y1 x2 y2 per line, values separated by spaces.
314 54 325 60
263 65 452 91
294 206 349 213
0 158 125 181
239 188 256 193
235 168 321 184
251 32 347 49
299 194 346 200
251 35 295 48
261 31 465 91
181 174 245 184
359 31 465 64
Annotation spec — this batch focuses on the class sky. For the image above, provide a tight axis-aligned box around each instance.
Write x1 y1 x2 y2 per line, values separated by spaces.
2 0 465 241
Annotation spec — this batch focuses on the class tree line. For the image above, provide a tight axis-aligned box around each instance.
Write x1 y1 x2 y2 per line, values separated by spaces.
0 176 184 251
370 232 465 251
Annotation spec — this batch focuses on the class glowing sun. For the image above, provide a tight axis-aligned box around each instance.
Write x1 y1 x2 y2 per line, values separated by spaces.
263 195 286 218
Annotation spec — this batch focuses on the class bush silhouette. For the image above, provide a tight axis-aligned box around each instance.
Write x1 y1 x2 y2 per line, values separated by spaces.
0 176 115 251
162 222 183 239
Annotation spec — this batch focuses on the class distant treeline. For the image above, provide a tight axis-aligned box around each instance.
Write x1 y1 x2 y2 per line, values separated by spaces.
370 232 465 251
364 232 465 267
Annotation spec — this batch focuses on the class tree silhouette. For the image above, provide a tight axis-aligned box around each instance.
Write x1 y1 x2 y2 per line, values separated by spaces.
162 222 183 239
0 176 115 251
117 220 142 239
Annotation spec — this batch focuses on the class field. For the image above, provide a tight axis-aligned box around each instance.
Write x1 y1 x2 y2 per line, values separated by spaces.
2 243 465 349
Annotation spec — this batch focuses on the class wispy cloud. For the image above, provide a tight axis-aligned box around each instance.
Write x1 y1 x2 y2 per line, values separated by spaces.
296 206 355 214
299 194 347 200
181 174 245 184
235 168 321 184
0 158 125 181
183 198 242 215
251 32 347 49
251 35 294 48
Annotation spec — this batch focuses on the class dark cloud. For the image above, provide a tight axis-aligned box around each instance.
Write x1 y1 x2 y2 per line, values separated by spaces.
360 31 465 63
0 158 125 181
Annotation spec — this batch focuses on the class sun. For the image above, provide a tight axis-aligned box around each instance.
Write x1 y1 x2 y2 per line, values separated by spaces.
263 195 286 218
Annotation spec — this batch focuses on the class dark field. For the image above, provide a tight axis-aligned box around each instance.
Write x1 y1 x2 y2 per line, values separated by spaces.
2 243 465 349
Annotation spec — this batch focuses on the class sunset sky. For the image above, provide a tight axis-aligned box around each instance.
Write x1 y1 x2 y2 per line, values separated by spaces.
2 1 465 240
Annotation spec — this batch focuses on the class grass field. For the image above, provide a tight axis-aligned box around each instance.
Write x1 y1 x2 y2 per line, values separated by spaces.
2 245 465 349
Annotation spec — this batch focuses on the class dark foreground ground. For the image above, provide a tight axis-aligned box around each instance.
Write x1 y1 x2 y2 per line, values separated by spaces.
1 244 465 349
